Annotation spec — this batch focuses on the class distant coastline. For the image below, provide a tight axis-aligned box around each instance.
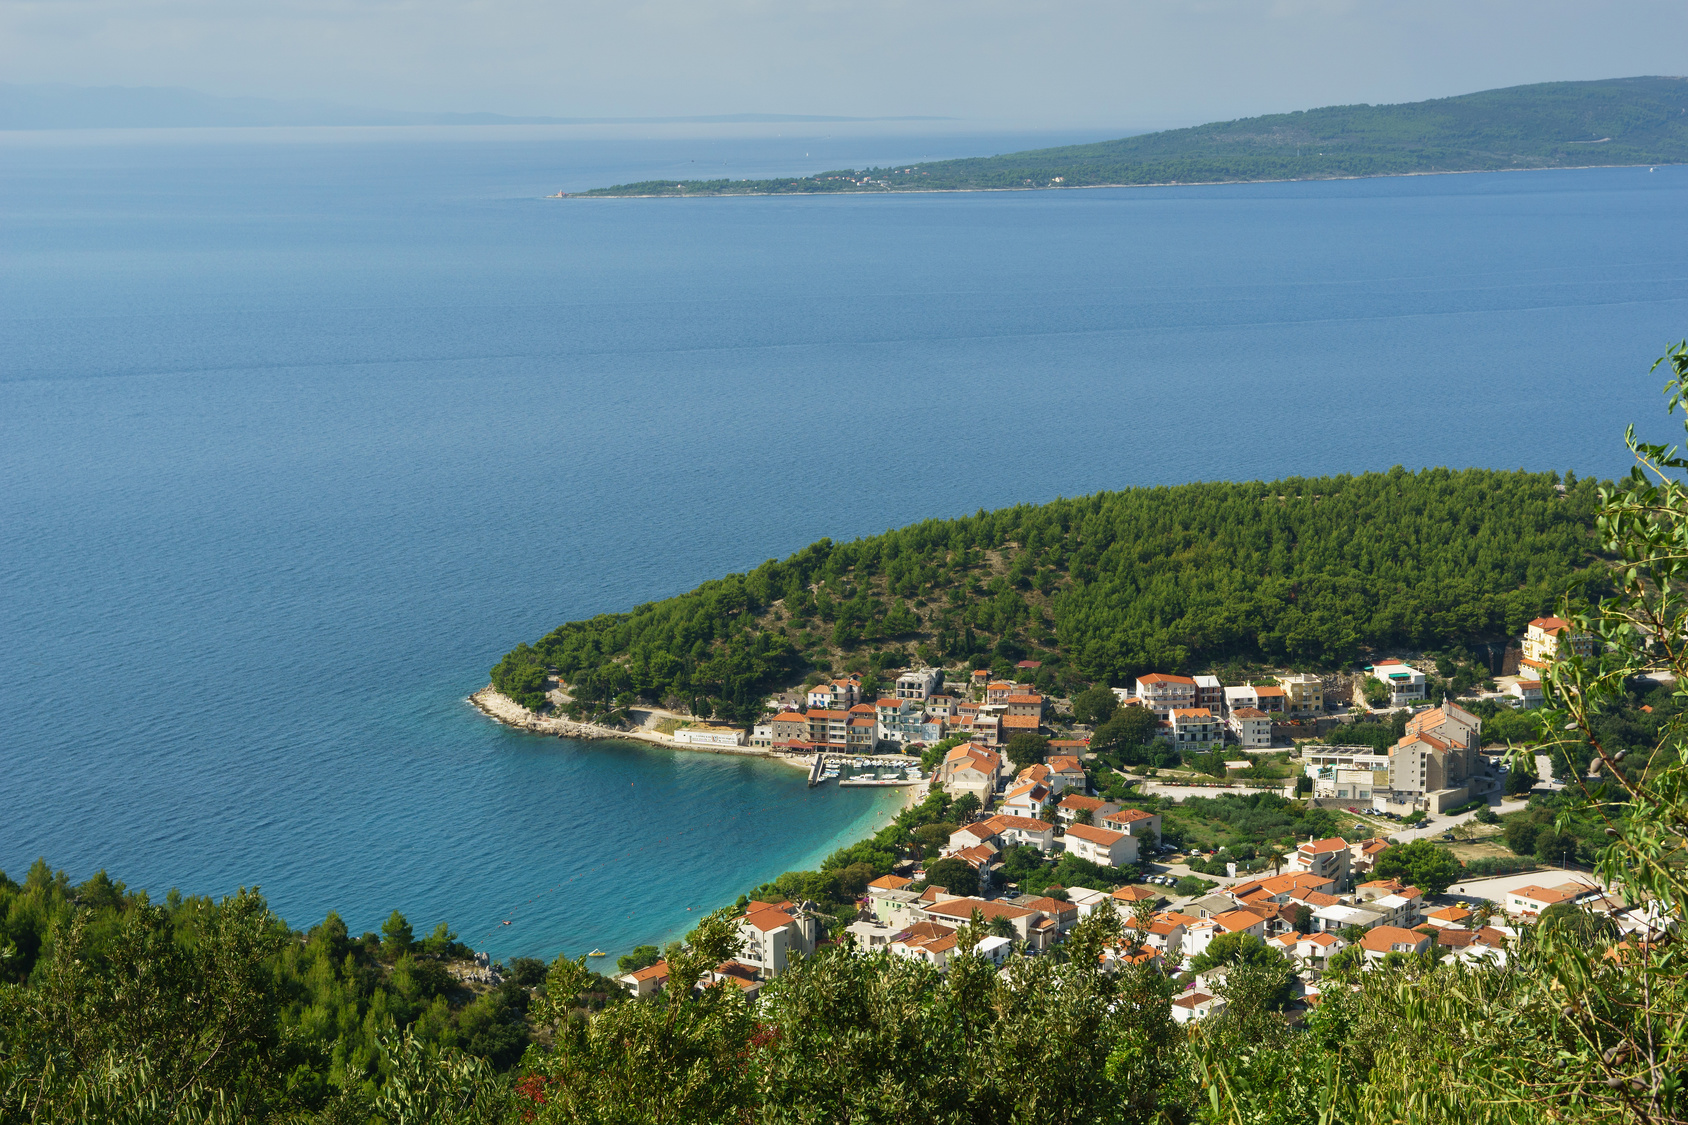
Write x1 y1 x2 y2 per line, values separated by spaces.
555 160 1673 200
567 76 1688 199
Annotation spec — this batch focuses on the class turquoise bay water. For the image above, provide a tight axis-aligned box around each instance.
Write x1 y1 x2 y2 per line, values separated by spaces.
2 125 1685 959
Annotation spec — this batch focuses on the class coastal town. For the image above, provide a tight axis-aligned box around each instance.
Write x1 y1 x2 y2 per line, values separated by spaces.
601 613 1664 1015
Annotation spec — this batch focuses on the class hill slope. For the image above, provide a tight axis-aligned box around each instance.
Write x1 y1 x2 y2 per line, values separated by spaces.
491 468 1601 720
575 77 1688 197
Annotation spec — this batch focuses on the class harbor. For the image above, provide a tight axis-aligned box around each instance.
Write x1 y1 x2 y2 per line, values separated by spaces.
807 752 926 788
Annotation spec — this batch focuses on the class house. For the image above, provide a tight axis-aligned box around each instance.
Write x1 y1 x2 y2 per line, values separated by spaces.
804 709 851 750
769 711 809 743
1437 926 1509 966
947 821 1001 853
1110 884 1163 911
866 882 923 928
1506 882 1597 919
1228 706 1273 748
1055 793 1120 825
1099 807 1162 843
877 697 943 747
985 681 1016 704
1279 673 1325 714
1357 925 1432 961
1182 909 1268 959
1000 780 1051 820
1275 930 1344 963
896 667 945 700
1001 714 1043 739
1005 693 1045 719
1223 683 1285 715
1166 707 1221 748
1371 663 1426 707
970 712 1004 748
1061 886 1117 916
974 934 1014 966
1019 895 1081 937
1229 872 1338 906
1355 877 1410 902
1134 911 1195 958
1170 991 1226 1024
737 902 819 978
1311 902 1389 934
1285 888 1343 911
940 745 1004 804
749 722 773 749
950 843 1000 886
888 921 959 969
1046 756 1087 790
922 897 1047 947
1522 616 1594 666
1368 892 1423 929
708 960 764 1000
847 708 878 748
1422 905 1473 929
1350 838 1392 874
1193 674 1224 714
924 693 957 720
1062 823 1138 866
1134 674 1197 717
978 813 1057 853
618 960 669 999
1288 837 1352 887
1506 678 1545 709
807 680 859 711
1406 702 1481 751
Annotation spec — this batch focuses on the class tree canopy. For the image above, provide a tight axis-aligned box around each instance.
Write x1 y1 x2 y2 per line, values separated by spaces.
1372 840 1465 895
496 467 1600 722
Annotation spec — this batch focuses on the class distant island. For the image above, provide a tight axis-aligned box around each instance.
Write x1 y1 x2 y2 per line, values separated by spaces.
572 77 1688 197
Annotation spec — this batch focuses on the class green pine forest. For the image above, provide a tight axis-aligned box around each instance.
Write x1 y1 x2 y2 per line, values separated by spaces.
493 467 1603 720
575 77 1688 197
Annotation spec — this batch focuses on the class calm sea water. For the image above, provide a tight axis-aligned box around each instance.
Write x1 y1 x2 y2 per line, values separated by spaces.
2 125 1685 960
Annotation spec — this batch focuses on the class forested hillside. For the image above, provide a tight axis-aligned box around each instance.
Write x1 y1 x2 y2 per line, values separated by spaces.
493 468 1601 720
577 77 1688 196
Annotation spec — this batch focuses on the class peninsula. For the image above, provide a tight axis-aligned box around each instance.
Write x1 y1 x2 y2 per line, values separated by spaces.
491 467 1600 728
571 76 1688 197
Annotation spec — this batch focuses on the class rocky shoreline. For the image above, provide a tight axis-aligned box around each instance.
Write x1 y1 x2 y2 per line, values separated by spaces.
467 686 788 762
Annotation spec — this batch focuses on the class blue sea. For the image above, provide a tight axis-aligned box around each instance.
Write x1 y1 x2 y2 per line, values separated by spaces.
2 123 1685 961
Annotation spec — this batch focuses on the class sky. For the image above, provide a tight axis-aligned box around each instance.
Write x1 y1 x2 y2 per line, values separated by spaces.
2 0 1685 129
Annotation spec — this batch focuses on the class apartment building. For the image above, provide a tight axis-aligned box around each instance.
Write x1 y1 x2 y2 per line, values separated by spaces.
1134 673 1197 717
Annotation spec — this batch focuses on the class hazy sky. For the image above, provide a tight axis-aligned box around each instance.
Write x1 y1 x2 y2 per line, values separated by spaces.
4 0 1684 128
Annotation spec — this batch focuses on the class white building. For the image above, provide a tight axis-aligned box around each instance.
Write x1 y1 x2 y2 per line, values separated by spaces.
737 902 819 979
1062 823 1138 867
1227 706 1273 748
1134 674 1197 717
1505 678 1544 709
674 726 746 748
1371 663 1426 707
1166 707 1221 748
895 667 944 700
